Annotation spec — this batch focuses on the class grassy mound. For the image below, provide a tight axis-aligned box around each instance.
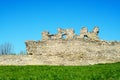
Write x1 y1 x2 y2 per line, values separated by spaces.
0 62 120 80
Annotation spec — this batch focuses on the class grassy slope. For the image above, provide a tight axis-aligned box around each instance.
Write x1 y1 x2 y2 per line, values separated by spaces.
0 62 120 80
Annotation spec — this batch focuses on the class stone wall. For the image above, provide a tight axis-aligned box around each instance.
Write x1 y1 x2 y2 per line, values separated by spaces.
1 43 120 65
0 27 120 66
25 27 120 56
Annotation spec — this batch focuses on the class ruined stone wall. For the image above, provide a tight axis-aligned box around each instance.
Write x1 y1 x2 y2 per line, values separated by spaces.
0 27 120 66
1 39 120 65
25 39 120 55
25 27 120 56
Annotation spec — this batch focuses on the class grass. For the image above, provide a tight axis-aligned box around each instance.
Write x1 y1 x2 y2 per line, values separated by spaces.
0 62 120 80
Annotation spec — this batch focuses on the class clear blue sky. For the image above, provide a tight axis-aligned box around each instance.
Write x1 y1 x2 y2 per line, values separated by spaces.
0 0 120 53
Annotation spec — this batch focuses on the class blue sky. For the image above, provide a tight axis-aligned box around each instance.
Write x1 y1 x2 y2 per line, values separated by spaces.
0 0 120 53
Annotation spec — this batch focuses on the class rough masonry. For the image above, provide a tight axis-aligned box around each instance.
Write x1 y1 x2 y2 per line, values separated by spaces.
25 27 100 55
25 27 120 57
0 27 120 66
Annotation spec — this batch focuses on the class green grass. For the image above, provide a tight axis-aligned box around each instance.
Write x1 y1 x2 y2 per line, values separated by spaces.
0 62 120 80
